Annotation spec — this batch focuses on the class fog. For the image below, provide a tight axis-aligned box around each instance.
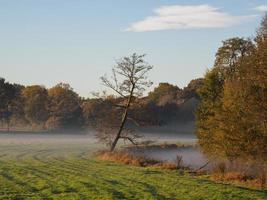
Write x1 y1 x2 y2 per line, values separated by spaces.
0 131 100 159
138 121 197 144
129 146 207 169
135 122 208 169
0 122 207 169
0 131 97 145
0 121 196 145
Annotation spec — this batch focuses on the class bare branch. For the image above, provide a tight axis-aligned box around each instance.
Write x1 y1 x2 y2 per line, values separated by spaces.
97 53 153 151
100 75 127 98
127 117 141 127
119 136 138 145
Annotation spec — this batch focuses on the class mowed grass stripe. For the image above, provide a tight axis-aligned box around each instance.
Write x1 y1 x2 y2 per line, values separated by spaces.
0 145 266 200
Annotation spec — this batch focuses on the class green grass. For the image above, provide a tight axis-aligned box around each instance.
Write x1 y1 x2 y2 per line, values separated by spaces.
0 143 266 200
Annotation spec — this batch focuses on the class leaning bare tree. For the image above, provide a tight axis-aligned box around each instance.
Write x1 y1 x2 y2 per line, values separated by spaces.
98 53 153 152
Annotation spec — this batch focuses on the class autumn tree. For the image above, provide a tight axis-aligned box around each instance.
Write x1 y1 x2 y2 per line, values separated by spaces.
195 67 226 156
196 15 267 188
183 78 204 99
196 37 253 158
148 82 181 104
220 14 267 163
98 53 153 151
0 78 18 131
81 95 117 127
46 83 83 130
22 85 49 129
8 84 25 127
214 37 254 71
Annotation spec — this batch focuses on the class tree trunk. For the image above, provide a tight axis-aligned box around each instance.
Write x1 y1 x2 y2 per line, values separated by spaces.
110 84 135 152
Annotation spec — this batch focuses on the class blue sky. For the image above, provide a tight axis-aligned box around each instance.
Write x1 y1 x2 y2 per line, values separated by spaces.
0 0 266 97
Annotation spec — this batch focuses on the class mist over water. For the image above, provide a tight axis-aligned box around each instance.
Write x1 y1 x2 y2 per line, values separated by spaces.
138 121 197 143
0 121 196 145
0 121 207 169
130 146 207 169
133 122 208 169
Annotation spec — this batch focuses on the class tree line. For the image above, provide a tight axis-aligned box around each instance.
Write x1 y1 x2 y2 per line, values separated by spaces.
196 14 267 178
87 54 201 151
0 81 84 131
0 74 200 132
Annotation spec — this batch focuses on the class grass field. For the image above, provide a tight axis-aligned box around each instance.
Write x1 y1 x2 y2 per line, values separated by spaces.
0 142 266 200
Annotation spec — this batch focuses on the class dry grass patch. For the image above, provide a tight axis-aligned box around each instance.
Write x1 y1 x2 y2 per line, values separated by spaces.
97 150 179 169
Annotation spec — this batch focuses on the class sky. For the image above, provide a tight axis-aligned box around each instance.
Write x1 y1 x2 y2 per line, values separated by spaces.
1 0 267 97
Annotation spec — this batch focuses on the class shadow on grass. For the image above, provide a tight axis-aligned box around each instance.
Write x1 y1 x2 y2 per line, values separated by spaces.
1 171 40 193
196 178 267 194
143 170 162 175
107 189 126 199
132 181 170 200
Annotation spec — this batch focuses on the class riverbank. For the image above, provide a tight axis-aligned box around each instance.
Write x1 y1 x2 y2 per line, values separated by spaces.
99 144 267 190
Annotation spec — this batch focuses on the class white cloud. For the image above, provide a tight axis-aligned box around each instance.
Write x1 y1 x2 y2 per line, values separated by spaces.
125 5 256 32
255 5 267 12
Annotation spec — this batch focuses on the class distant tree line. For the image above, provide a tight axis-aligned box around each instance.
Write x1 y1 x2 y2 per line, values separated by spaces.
196 14 267 178
83 54 202 151
0 81 84 131
0 77 201 132
83 80 202 129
